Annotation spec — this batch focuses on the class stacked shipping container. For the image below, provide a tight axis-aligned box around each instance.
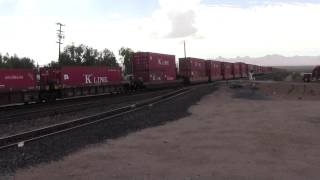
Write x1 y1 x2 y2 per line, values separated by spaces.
0 69 38 92
239 63 248 78
132 52 176 83
232 63 241 79
179 57 208 83
205 60 223 81
40 66 122 89
40 66 123 99
0 68 39 105
222 62 233 80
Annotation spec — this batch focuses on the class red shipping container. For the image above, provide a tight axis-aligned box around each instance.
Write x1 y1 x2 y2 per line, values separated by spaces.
41 66 122 89
132 52 176 82
205 60 223 81
257 66 263 74
232 63 241 78
248 64 255 73
179 57 208 83
261 66 267 73
222 62 233 80
0 68 38 92
249 65 259 73
262 66 272 73
239 62 248 78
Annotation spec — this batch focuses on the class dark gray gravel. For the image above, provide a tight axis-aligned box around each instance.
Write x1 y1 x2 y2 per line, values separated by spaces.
0 89 172 120
0 89 176 137
232 85 271 100
0 84 218 178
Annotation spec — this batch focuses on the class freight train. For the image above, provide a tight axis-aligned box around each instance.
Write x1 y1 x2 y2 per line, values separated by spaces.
0 52 273 106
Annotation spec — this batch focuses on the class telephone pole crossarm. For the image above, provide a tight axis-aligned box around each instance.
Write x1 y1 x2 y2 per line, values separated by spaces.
56 22 65 62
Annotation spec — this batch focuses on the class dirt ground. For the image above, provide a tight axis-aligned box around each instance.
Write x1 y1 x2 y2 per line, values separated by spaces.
255 81 320 101
11 82 320 180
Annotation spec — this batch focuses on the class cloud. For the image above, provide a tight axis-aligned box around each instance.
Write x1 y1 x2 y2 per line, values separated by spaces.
192 3 320 58
1 0 320 66
166 10 197 38
156 0 200 38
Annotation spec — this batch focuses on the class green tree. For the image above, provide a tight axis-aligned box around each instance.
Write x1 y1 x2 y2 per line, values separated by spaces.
98 49 119 67
47 61 60 68
75 44 85 65
2 53 9 67
65 44 76 63
56 44 119 67
119 47 134 75
0 54 3 67
82 46 99 66
0 53 35 68
62 44 86 65
59 50 75 66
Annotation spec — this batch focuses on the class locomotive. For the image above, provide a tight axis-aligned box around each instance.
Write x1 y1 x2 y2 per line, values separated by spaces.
0 52 273 106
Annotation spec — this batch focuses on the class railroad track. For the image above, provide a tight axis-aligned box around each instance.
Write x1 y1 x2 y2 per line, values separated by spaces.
0 87 191 150
0 88 151 115
0 88 177 124
0 80 243 123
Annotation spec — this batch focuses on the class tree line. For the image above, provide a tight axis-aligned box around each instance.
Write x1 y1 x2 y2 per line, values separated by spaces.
0 53 35 68
0 45 134 75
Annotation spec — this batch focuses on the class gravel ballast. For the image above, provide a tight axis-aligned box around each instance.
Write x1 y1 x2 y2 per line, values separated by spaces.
0 84 218 178
0 89 177 137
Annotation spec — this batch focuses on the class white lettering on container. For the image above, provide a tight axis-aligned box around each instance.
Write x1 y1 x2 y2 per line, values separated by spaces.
85 74 92 84
158 59 169 65
167 76 174 80
84 74 108 84
64 74 69 80
4 75 24 80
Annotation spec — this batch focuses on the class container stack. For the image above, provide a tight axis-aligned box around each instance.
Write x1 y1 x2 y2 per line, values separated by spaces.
132 52 177 82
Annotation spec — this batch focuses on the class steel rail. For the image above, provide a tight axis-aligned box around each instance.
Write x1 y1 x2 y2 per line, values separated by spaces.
0 88 175 123
0 88 191 150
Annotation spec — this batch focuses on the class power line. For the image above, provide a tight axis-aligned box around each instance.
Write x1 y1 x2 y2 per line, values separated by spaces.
56 22 65 62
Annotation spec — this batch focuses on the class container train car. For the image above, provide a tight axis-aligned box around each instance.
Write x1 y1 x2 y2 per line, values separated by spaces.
205 60 223 82
0 51 273 106
179 57 209 84
132 52 180 89
39 66 124 101
232 63 241 79
221 62 234 80
239 63 248 78
0 68 39 105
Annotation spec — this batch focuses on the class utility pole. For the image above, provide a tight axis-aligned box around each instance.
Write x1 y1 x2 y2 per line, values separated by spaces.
56 22 65 62
184 40 187 60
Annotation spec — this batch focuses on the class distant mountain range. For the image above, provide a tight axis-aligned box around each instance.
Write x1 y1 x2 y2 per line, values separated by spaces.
216 55 320 67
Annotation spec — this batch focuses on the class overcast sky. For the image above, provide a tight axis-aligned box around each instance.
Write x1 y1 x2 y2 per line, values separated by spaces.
0 0 320 65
